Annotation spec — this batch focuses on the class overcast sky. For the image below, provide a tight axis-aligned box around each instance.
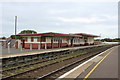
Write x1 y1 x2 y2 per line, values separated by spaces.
0 0 119 38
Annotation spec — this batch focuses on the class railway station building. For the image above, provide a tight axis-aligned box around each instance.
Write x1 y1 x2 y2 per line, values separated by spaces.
16 32 99 49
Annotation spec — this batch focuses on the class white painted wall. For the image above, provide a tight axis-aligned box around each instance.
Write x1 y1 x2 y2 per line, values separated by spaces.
34 37 37 42
73 38 85 45
27 37 31 42
62 38 67 43
80 38 85 44
24 36 41 43
87 37 94 44
16 40 21 48
23 36 94 45
68 39 71 45
52 37 68 43
46 37 51 43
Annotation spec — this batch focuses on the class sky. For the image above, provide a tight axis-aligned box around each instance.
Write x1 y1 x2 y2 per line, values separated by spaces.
0 0 119 39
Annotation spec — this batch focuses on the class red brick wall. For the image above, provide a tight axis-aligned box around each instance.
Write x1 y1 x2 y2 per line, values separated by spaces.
46 43 68 48
61 43 68 48
15 41 18 49
24 43 30 49
53 43 59 48
32 43 38 49
46 43 52 49
24 43 69 49
25 37 27 42
41 43 45 49
24 43 39 49
37 37 41 42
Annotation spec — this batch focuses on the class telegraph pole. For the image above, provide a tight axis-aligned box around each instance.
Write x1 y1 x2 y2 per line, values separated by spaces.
15 16 17 39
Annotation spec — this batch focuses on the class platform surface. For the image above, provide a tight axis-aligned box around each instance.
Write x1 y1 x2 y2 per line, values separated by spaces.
1 44 106 58
57 45 119 80
77 46 118 79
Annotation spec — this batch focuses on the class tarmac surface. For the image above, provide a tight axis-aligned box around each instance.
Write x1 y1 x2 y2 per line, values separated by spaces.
77 45 119 79
57 45 119 80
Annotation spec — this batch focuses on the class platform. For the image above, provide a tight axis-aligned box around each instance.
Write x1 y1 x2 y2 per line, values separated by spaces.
1 44 107 59
57 45 119 79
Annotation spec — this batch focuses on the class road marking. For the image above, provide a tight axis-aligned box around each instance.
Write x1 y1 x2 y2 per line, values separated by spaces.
83 47 115 80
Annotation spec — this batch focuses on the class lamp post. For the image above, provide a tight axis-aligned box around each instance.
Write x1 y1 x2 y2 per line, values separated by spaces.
15 16 17 39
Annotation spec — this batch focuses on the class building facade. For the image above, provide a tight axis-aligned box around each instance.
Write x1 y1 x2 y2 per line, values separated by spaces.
16 32 99 49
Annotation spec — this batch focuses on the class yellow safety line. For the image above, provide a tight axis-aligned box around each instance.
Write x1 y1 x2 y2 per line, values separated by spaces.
83 47 115 80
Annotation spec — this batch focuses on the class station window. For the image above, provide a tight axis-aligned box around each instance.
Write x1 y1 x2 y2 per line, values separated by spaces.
54 38 58 42
37 37 40 42
73 39 75 43
24 37 28 42
31 37 34 42
41 37 46 42
54 39 56 42
34 37 37 42
66 39 69 42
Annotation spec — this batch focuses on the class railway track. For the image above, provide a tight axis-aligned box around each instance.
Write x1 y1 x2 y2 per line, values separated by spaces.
2 50 76 72
1 45 115 80
38 49 116 79
2 50 86 78
37 51 101 80
2 51 80 74
1 50 70 68
1 46 96 73
2 51 69 71
0 45 110 68
40 46 117 79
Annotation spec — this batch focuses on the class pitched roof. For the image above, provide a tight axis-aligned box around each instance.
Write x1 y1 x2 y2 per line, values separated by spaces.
17 32 82 37
74 33 99 37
